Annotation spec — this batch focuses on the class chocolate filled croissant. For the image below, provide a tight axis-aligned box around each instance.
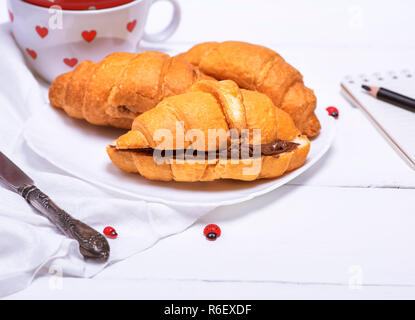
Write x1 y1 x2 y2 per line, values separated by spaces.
177 41 321 137
49 51 212 129
107 80 310 182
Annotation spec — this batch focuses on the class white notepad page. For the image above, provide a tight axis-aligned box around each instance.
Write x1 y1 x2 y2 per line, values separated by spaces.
341 69 415 170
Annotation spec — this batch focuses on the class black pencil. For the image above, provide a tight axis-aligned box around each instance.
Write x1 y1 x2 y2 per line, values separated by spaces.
361 85 415 111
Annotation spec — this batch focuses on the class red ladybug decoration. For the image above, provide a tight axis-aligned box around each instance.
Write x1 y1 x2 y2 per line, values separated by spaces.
326 106 339 118
203 224 221 241
103 226 118 239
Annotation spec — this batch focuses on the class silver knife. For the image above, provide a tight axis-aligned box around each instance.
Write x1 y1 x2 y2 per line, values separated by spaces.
0 152 110 261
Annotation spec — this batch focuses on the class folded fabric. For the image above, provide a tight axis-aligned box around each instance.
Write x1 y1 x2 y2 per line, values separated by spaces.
0 23 214 298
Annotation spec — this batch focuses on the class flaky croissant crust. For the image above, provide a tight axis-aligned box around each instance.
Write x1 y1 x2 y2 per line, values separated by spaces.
49 42 320 138
49 51 212 129
177 41 321 137
107 80 310 182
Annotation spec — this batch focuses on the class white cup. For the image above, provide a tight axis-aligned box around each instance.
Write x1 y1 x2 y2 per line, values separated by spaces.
7 0 181 82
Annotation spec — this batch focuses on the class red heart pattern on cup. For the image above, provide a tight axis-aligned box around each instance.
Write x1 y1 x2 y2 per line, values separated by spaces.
11 0 181 83
26 48 37 60
127 19 137 32
23 19 138 66
64 58 78 68
36 26 48 38
82 30 97 43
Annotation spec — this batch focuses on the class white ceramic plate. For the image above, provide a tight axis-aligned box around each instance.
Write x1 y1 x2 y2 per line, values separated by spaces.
24 106 335 207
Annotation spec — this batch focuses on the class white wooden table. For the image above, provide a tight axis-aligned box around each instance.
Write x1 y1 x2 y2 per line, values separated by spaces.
4 0 415 299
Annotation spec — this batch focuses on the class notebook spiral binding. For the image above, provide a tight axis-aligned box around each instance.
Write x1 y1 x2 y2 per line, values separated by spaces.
343 69 414 84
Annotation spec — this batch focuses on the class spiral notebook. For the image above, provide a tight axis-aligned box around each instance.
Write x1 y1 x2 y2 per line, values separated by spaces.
341 69 415 170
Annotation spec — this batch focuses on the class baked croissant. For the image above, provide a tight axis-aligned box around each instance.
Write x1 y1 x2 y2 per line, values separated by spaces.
49 51 212 129
177 41 321 137
107 80 310 182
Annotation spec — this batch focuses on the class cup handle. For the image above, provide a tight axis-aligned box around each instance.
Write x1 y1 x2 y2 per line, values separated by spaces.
143 0 181 42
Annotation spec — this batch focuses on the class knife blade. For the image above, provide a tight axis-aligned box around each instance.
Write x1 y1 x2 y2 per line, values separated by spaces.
0 152 110 261
0 152 33 192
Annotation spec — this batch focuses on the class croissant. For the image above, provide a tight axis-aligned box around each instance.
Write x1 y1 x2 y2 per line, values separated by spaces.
177 41 321 137
107 80 310 182
49 51 212 129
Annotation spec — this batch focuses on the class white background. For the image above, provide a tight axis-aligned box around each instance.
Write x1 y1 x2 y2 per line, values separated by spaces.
3 0 415 299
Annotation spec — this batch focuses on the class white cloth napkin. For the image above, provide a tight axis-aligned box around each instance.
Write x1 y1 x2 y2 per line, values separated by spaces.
0 23 214 298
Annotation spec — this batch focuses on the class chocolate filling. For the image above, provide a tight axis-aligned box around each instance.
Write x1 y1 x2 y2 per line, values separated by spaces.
260 139 299 156
117 139 299 160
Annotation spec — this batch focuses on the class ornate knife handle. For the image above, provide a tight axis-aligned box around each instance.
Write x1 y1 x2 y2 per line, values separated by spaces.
19 185 110 261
